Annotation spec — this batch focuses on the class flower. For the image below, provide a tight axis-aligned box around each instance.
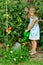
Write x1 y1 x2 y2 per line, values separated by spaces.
10 51 13 53
8 27 12 30
13 58 16 61
20 56 23 58
6 27 12 34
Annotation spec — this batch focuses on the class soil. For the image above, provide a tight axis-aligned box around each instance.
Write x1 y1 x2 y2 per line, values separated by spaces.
30 49 43 61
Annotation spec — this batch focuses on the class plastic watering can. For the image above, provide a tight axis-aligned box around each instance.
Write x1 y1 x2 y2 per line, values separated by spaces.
21 31 30 43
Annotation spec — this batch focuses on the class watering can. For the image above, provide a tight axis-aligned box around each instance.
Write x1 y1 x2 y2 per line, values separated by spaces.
21 31 30 43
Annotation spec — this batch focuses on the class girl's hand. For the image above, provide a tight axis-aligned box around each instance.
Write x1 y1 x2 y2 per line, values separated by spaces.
25 29 29 32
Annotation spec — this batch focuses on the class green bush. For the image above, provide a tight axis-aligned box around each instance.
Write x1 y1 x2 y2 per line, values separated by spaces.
0 0 43 47
0 0 29 46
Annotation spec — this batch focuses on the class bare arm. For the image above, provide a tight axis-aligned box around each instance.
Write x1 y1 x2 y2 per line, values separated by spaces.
26 19 39 32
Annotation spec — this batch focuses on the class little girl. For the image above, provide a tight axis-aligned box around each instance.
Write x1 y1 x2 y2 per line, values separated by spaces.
25 6 40 55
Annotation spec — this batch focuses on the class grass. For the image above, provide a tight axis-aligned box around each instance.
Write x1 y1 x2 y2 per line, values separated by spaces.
0 58 43 65
0 48 43 65
18 59 43 65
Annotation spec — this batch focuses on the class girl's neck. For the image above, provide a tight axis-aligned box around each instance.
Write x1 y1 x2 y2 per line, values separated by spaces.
30 15 36 18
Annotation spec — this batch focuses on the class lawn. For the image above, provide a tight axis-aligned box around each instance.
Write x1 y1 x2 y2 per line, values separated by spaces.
17 59 43 65
0 48 43 65
0 58 43 65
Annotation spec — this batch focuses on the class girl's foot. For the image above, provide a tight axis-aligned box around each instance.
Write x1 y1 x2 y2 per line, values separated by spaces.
29 50 32 53
30 51 37 55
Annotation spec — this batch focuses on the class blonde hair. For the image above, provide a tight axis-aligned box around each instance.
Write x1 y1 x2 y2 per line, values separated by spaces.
29 5 37 15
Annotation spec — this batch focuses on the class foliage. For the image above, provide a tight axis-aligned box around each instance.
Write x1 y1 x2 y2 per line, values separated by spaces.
0 47 30 64
0 0 43 64
0 0 43 47
0 0 29 46
0 48 43 65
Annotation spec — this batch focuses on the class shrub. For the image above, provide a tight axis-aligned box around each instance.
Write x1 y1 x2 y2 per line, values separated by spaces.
0 0 29 47
0 0 43 47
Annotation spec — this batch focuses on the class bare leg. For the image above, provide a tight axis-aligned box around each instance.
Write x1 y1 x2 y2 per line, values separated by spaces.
31 40 37 51
29 41 34 52
30 40 37 55
31 41 33 50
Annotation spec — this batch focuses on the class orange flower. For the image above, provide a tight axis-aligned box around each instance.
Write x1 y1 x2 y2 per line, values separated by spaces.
8 27 12 30
6 27 12 34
